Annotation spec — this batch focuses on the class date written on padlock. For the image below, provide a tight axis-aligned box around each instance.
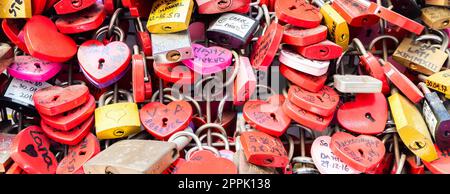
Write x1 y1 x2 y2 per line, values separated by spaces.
147 0 194 34
425 69 450 98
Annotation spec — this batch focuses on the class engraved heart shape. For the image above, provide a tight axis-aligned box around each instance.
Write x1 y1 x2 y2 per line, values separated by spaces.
337 93 388 135
105 109 127 123
140 101 193 140
7 56 62 82
23 15 77 62
78 40 131 84
330 132 386 173
33 85 90 116
243 95 291 137
182 43 232 75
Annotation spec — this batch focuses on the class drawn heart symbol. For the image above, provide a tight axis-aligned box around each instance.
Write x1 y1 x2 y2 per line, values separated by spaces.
330 132 386 173
23 15 77 62
78 40 131 84
311 136 361 174
174 152 237 174
106 109 127 123
337 93 388 135
139 101 193 140
41 116 94 146
56 133 100 174
243 95 291 137
423 145 450 174
182 43 232 75
33 85 90 116
10 126 57 174
7 56 62 82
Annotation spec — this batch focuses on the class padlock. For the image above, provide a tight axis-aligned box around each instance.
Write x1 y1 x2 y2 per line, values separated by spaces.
53 0 96 15
422 145 450 174
122 0 153 17
425 0 450 6
330 0 379 27
279 46 330 76
10 126 57 174
424 69 450 98
250 20 284 70
291 126 320 174
132 45 152 103
31 0 47 15
206 6 261 49
287 85 339 117
295 40 343 60
41 115 93 145
196 0 250 14
405 155 425 174
393 37 448 75
0 43 14 73
2 19 29 53
147 0 194 34
151 30 193 65
233 56 256 105
182 43 233 75
5 162 26 174
33 85 90 116
280 63 327 93
0 0 32 18
0 133 15 173
390 0 423 19
55 3 106 34
366 132 396 174
275 0 323 28
95 89 141 140
421 6 450 30
418 82 450 150
312 0 349 50
56 133 100 174
282 25 328 47
333 75 382 93
388 89 439 162
282 99 333 132
7 55 62 82
153 62 194 84
199 132 234 162
134 18 152 56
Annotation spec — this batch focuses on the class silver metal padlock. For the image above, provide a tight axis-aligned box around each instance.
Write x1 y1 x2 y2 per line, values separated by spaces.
151 30 193 64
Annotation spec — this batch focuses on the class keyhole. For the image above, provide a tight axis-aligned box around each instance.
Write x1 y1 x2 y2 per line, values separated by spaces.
72 0 82 8
445 131 449 137
319 48 328 56
217 0 230 8
162 118 168 127
358 149 364 157
409 141 426 151
340 34 347 42
270 113 278 122
98 58 105 69
52 95 60 101
443 20 449 26
316 96 324 103
34 63 41 69
167 50 181 62
365 112 376 122
288 6 297 10
263 157 274 164
79 151 86 156
163 26 172 31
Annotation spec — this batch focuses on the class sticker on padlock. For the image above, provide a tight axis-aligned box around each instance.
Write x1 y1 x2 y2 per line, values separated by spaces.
337 93 388 135
56 133 100 174
0 133 15 173
421 6 450 30
281 64 327 93
287 85 339 117
233 56 256 105
151 30 193 65
4 78 52 106
7 56 62 82
53 0 96 15
424 69 450 98
282 100 333 132
153 62 194 84
147 0 194 33
239 131 289 168
295 40 343 60
10 126 57 174
1 19 29 53
55 3 106 34
196 0 250 14
33 85 90 116
422 145 450 174
41 116 93 145
333 75 382 93
182 43 232 75
275 0 323 28
331 0 380 27
250 21 284 70
279 46 330 76
282 25 328 47
0 0 32 18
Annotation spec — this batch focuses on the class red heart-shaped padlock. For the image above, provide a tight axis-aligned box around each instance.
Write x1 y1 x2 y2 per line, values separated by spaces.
275 0 323 28
250 21 284 70
23 16 77 62
240 131 289 168
140 101 193 140
175 151 237 174
2 19 29 53
10 126 57 174
40 95 95 131
282 25 328 47
33 85 90 116
295 40 343 60
288 85 339 117
153 62 194 84
282 100 333 131
55 3 106 34
330 132 386 173
337 93 388 135
78 40 131 84
56 133 100 174
280 64 326 93
41 116 94 146
243 95 291 137
423 145 450 174
54 0 97 15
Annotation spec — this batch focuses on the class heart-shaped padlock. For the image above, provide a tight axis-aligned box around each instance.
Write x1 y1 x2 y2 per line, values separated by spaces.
275 0 323 28
288 85 339 117
337 93 388 135
80 64 130 89
182 43 232 75
174 151 237 174
280 64 326 93
295 40 343 60
282 100 333 131
7 55 62 82
54 0 97 15
153 62 194 84
423 145 450 174
41 116 93 145
282 25 328 47
330 132 386 173
55 3 106 34
240 131 289 168
2 19 29 53
250 21 284 70
23 15 77 62
33 85 90 116
56 133 100 174
140 100 193 140
243 95 291 137
10 126 57 174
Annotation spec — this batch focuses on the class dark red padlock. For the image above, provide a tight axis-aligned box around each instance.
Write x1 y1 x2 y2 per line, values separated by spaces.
33 85 90 116
132 50 147 103
250 21 284 70
295 40 343 60
405 156 425 174
56 133 100 174
32 0 48 15
282 25 327 47
282 100 332 131
275 0 322 28
367 152 394 174
55 3 106 34
288 85 339 117
175 150 237 174
239 131 289 168
54 0 97 15
41 116 94 146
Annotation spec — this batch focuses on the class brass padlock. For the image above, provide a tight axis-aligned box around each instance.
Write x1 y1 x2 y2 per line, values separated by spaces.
421 6 450 30
425 0 450 6
423 69 450 98
147 0 194 33
0 0 32 18
151 30 193 64
393 37 448 75
95 89 141 140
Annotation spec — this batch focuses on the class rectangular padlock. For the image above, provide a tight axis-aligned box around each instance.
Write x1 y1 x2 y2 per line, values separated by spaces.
147 0 194 33
83 140 179 174
312 0 349 50
0 0 32 18
421 6 450 30
233 56 256 105
425 0 450 7
393 37 448 75
151 30 193 65
425 69 450 98
333 75 382 93
207 13 258 49
196 0 250 14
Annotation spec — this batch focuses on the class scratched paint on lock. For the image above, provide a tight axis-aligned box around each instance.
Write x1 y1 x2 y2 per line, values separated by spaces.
182 43 232 74
7 55 62 82
250 22 283 70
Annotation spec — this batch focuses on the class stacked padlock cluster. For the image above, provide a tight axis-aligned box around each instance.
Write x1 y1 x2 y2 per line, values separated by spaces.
0 0 449 174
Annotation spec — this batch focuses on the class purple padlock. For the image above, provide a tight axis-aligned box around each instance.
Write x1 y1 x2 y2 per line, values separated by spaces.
81 65 130 88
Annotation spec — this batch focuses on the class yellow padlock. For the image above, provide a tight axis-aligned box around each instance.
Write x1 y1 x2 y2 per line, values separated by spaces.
147 0 194 34
95 89 141 140
0 0 32 18
425 0 450 6
388 88 438 162
312 0 349 50
421 6 450 30
421 69 450 99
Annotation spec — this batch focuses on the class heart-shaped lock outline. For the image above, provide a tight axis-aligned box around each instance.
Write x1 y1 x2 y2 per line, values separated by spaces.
275 0 323 28
282 25 328 47
33 85 90 116
7 55 63 82
41 116 94 146
182 43 233 75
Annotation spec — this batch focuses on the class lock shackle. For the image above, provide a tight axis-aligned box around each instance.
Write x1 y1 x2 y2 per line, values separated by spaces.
368 35 399 52
254 84 276 100
418 82 432 95
416 34 443 44
98 89 134 106
185 145 221 161
383 127 397 134
199 132 230 150
352 38 369 56
284 134 295 161
251 5 264 22
134 17 145 32
395 154 407 174
168 131 203 151
195 123 228 138
250 0 261 6
59 80 86 87
311 0 327 7
107 8 123 39
215 94 228 124
292 156 319 174
151 88 183 102
335 46 357 75
261 4 271 31
95 25 125 42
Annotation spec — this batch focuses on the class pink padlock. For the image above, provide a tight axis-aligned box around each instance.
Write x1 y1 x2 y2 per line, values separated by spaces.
233 56 256 105
182 43 232 75
7 56 62 82
445 28 450 48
